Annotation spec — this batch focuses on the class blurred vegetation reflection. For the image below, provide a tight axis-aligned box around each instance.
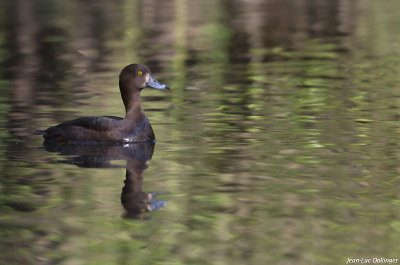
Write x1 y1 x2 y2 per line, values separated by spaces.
1 0 400 264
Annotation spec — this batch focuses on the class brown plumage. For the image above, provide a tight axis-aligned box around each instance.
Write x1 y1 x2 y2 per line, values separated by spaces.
41 64 168 143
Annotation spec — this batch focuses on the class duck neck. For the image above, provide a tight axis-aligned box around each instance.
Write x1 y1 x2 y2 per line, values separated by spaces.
124 90 145 120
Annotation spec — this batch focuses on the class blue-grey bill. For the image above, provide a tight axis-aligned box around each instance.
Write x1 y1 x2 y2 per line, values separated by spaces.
147 76 169 90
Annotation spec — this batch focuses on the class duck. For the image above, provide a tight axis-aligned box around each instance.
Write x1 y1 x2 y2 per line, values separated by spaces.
39 64 169 143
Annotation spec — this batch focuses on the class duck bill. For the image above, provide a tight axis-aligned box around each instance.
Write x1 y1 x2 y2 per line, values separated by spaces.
147 75 169 90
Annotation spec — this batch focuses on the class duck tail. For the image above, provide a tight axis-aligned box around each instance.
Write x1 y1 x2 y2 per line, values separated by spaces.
34 130 46 136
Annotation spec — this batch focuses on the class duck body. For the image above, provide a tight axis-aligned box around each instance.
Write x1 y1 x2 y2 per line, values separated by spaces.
44 115 155 143
41 64 168 143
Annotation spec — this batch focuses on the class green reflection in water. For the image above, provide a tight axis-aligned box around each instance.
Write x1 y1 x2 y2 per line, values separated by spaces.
1 0 400 265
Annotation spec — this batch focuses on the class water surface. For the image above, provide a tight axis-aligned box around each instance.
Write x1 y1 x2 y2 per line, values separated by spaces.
1 0 400 264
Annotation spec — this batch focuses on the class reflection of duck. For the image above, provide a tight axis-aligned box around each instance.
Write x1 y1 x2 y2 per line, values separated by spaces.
122 159 167 219
43 141 166 219
37 64 169 143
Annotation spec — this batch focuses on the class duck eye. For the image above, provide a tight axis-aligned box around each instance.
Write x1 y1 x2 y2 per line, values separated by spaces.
138 71 143 76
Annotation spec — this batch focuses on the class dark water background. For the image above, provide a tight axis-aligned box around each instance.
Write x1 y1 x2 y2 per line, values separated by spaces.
1 0 400 264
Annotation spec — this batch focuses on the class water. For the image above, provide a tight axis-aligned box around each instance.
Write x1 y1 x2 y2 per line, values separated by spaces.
1 0 400 264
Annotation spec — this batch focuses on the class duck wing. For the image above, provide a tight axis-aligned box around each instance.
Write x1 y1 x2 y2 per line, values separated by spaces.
56 116 123 131
44 116 124 141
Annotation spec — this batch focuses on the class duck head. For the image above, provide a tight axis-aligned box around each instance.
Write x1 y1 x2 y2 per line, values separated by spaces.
119 64 169 113
119 64 169 92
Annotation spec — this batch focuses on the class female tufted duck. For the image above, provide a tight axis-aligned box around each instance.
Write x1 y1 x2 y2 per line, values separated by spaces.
40 64 169 143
